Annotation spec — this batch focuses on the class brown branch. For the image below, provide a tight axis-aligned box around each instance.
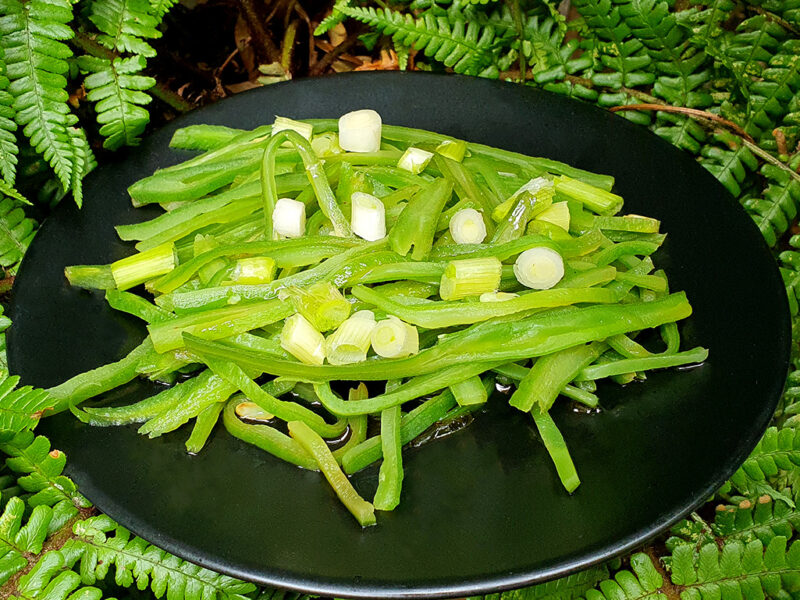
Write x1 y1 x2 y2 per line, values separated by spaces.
310 29 364 76
609 103 755 142
238 0 282 64
746 5 800 35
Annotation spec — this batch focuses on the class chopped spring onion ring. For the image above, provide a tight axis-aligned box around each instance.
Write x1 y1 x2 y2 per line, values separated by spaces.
536 202 571 231
339 109 382 153
281 313 326 365
326 311 377 365
435 139 467 162
449 208 487 244
371 316 419 359
310 132 342 156
110 242 176 291
228 257 276 285
272 197 306 238
351 192 386 241
272 116 313 140
398 147 434 174
280 282 351 332
514 247 565 290
439 257 502 301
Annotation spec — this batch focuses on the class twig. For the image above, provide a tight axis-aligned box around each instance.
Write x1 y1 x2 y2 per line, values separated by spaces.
746 5 800 36
281 20 299 73
741 137 800 184
310 28 363 76
292 2 315 69
238 0 282 64
609 103 755 142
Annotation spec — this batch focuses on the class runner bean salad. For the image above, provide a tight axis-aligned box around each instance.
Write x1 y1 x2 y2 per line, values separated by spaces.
49 109 708 526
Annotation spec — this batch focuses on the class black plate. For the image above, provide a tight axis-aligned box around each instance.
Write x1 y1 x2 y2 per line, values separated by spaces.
7 72 791 599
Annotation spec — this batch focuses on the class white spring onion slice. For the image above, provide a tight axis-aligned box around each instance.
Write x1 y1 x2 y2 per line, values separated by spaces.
479 291 519 302
514 247 565 290
371 316 419 358
326 311 377 365
397 147 434 174
311 132 343 156
439 257 502 301
272 116 313 140
535 201 570 232
449 208 487 244
338 109 382 153
229 256 276 285
351 192 386 241
281 313 326 365
272 197 306 238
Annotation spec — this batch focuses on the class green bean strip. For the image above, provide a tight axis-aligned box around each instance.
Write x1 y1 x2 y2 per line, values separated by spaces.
325 150 402 166
373 405 403 511
493 364 599 408
389 178 453 260
153 237 360 294
223 399 317 470
558 266 617 289
138 370 238 438
170 124 241 151
184 293 693 382
509 343 607 413
429 231 604 263
64 265 116 290
185 401 225 454
105 290 173 324
592 241 661 266
46 339 156 414
614 271 668 292
607 334 651 359
148 298 292 352
351 284 619 328
354 261 445 285
435 154 494 215
342 390 457 474
532 409 581 493
288 420 376 527
574 347 709 380
73 379 187 426
261 129 351 238
201 357 348 438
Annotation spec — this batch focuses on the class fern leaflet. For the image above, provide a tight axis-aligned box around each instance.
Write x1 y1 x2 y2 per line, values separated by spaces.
713 496 800 545
743 155 800 247
148 0 178 18
0 375 51 435
466 564 610 599
0 0 78 194
88 0 162 58
332 4 500 75
0 50 17 187
0 193 37 271
0 496 53 586
727 426 800 505
583 553 667 600
79 55 155 151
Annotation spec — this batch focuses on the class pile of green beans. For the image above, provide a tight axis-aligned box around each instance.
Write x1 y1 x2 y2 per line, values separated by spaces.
49 116 707 527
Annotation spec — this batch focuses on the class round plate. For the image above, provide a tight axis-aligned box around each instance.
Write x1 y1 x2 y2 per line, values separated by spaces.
7 72 791 599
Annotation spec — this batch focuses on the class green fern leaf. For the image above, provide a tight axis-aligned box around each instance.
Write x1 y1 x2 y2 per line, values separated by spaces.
743 155 800 247
727 426 800 505
88 0 162 58
745 39 800 138
0 194 37 271
148 0 178 18
466 565 610 599
0 431 89 509
572 0 654 90
315 1 349 36
0 51 18 187
67 127 94 208
521 17 594 85
678 0 737 49
79 54 154 151
669 536 800 600
0 0 78 192
653 113 708 154
713 496 800 545
333 4 500 75
0 497 55 588
583 553 666 600
0 375 51 435
12 550 103 600
780 238 800 319
65 515 257 599
699 131 758 197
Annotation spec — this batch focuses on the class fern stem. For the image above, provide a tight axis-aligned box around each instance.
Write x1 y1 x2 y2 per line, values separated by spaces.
238 0 281 64
741 139 800 185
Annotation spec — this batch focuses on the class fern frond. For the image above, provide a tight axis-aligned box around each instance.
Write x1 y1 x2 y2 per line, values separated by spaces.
0 431 89 509
521 17 593 86
780 236 800 319
332 4 500 75
148 0 178 19
88 0 162 58
699 131 758 196
0 496 53 586
669 536 800 599
11 549 103 600
713 496 800 545
653 113 708 154
466 565 610 599
572 0 654 90
727 426 800 505
0 375 51 435
315 2 349 36
582 553 666 600
0 51 18 187
66 127 93 208
0 0 78 192
678 0 737 49
79 55 154 151
64 515 257 599
0 194 37 271
743 155 800 247
744 39 800 138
